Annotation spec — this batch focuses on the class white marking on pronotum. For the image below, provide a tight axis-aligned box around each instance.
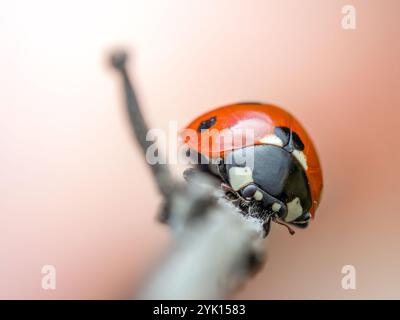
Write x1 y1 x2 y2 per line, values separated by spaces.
259 134 284 147
228 167 254 191
292 149 308 170
285 197 303 222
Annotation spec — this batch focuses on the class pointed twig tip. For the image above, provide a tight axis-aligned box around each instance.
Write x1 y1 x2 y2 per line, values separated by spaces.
110 50 128 71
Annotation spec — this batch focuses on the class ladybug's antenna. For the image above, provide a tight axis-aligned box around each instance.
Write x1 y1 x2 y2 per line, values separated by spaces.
272 217 296 235
110 51 172 197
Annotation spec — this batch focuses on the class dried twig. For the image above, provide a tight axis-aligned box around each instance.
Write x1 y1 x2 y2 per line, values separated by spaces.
110 50 266 299
139 176 266 299
110 51 172 197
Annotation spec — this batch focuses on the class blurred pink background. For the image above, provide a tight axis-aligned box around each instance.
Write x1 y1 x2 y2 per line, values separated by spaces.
1 0 399 299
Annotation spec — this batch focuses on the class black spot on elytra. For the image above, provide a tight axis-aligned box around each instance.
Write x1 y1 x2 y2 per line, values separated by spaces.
197 116 217 132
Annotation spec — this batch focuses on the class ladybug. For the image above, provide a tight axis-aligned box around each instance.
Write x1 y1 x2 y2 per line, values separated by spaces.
180 102 323 236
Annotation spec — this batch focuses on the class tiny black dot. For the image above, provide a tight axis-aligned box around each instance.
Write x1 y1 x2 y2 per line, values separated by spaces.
197 116 217 132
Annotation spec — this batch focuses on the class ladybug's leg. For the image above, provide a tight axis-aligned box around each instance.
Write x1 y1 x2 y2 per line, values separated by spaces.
262 218 272 237
221 182 242 203
221 182 235 194
221 183 255 211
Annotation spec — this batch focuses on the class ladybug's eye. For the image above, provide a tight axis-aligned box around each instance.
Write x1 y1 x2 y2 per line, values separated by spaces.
241 184 257 200
275 127 305 152
274 127 290 146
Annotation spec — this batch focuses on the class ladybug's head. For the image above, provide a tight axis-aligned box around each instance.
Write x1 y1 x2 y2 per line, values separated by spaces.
215 143 312 231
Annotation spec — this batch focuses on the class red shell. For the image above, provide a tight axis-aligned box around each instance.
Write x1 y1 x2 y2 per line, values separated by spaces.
180 103 323 217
